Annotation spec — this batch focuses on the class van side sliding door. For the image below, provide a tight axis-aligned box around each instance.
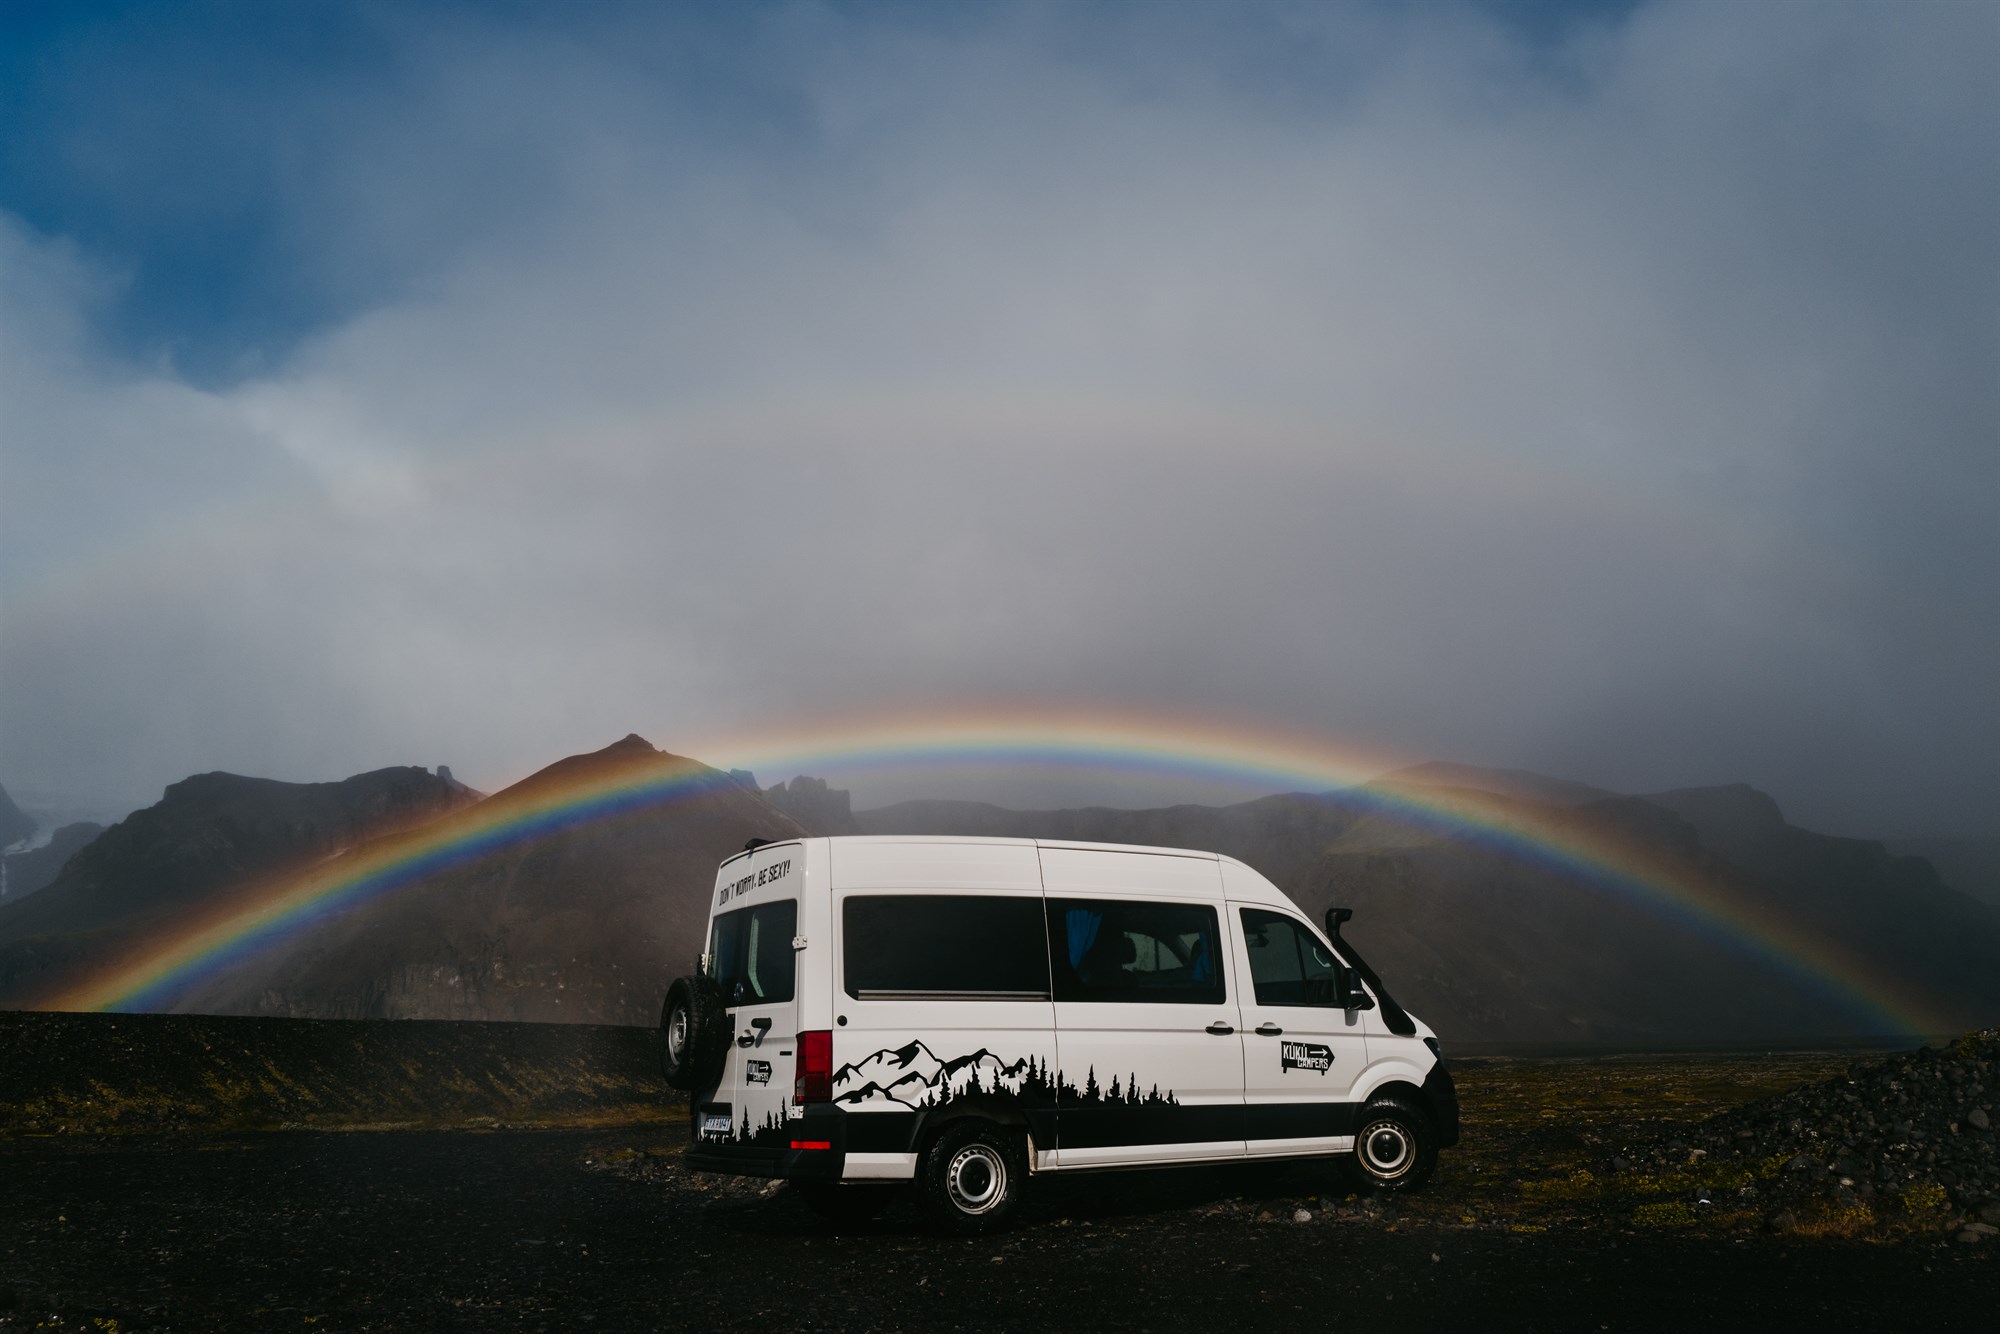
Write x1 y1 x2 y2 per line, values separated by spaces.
828 841 1057 1176
1039 848 1247 1168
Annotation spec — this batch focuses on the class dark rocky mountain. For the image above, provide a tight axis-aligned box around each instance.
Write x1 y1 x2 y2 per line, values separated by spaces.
1381 762 1618 807
0 767 481 1008
169 736 809 1024
1888 836 2000 910
1278 784 1999 1045
0 783 36 849
762 774 860 834
0 822 104 905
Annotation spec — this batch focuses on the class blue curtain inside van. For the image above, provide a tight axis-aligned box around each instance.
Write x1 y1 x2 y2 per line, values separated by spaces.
1065 908 1103 970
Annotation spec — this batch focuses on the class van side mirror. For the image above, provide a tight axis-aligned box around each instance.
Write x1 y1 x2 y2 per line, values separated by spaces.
1337 966 1375 1011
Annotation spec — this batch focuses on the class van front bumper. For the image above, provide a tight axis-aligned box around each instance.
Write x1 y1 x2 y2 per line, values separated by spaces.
1423 1059 1461 1148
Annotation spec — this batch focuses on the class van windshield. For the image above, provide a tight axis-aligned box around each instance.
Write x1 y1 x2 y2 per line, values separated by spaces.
709 899 798 1007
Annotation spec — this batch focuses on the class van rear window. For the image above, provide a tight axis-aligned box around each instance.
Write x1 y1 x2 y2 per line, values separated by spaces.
709 899 798 1007
843 895 1050 1000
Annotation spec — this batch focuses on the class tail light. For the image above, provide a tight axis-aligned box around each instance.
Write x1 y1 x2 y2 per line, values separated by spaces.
795 1029 832 1105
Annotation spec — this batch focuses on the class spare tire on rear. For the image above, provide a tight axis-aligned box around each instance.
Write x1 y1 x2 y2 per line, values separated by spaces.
659 973 729 1092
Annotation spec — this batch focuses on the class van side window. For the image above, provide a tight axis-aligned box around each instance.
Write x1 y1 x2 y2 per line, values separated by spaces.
843 895 1051 1000
1046 899 1226 1005
709 899 798 1007
1239 908 1340 1007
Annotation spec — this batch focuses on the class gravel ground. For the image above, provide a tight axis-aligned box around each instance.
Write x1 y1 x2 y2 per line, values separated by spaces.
3 1114 1995 1333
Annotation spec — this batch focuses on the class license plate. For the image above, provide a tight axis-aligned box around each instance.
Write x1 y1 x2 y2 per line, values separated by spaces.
701 1113 733 1135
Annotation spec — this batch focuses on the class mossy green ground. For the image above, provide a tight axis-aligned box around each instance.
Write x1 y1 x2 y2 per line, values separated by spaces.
1423 1053 1917 1238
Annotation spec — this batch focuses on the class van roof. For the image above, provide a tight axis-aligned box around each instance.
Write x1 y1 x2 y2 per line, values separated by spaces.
718 833 1222 869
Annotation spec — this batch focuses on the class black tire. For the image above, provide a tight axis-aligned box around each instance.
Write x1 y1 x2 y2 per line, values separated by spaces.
916 1121 1028 1234
658 974 729 1092
793 1180 900 1227
1346 1095 1438 1192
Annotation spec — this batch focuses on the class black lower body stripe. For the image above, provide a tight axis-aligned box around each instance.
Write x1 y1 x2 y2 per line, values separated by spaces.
782 1100 1367 1168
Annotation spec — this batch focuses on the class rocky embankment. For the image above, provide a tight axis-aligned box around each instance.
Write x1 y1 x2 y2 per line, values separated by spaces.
0 1011 673 1134
1621 1029 1999 1243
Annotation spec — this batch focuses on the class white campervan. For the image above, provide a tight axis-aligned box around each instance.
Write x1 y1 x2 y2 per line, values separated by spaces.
659 836 1457 1232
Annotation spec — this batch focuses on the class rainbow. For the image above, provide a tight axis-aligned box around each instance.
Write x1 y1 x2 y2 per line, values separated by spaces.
48 708 1953 1035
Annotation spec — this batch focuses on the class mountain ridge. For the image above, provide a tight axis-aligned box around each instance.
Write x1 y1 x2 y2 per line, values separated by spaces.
7 745 1996 1043
0 766 483 1005
0 783 36 849
164 736 809 1023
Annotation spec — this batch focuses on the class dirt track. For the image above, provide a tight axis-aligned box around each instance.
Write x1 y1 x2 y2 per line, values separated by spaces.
4 1122 1995 1333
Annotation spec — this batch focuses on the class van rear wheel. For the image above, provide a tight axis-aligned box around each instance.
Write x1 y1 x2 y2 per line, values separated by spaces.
1346 1095 1437 1192
657 974 729 1092
917 1121 1027 1234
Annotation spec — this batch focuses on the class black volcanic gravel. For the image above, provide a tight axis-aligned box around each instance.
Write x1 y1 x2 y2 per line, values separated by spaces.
1621 1029 2000 1240
5 1126 1998 1332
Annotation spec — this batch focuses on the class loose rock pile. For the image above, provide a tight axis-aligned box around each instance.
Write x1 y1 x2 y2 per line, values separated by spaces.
1620 1029 1999 1241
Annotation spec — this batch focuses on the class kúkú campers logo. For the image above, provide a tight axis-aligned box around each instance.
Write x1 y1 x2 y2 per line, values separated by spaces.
1280 1041 1334 1074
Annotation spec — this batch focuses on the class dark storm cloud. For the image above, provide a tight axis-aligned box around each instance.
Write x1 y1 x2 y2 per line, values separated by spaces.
0 1 1993 835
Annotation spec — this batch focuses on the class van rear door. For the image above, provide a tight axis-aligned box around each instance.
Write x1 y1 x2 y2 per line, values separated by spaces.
701 843 803 1148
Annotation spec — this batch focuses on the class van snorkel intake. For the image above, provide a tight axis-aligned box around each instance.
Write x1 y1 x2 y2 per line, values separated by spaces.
1324 907 1417 1037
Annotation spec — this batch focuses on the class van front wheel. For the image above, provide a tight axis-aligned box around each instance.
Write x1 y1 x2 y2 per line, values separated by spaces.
1347 1095 1437 1192
917 1122 1027 1234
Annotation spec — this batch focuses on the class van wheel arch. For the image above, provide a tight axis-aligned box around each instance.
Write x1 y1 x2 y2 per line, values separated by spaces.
1356 1077 1427 1111
1353 1076 1445 1139
914 1093 1034 1140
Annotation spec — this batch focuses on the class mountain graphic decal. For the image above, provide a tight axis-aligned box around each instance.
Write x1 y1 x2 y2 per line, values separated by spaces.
831 1043 1174 1112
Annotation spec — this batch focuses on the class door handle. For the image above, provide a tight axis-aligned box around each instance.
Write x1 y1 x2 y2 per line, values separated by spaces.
1205 1022 1235 1035
1255 1023 1284 1037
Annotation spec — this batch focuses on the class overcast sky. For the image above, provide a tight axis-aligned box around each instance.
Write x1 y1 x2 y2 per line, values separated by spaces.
1 0 1994 836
